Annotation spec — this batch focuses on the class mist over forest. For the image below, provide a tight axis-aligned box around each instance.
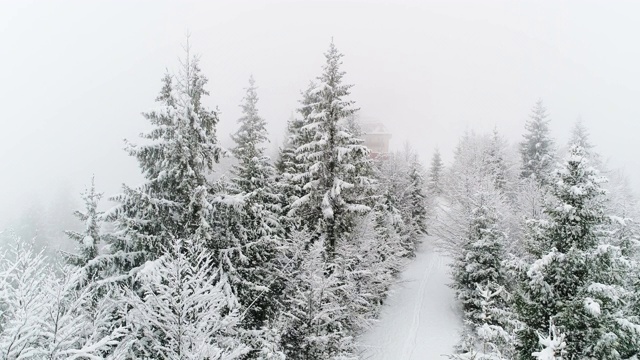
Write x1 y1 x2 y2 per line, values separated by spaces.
2 1 640 359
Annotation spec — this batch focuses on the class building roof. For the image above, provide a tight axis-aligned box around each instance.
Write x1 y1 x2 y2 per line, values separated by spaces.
361 121 391 136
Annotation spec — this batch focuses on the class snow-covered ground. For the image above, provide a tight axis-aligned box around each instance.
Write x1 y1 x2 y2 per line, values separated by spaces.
358 238 462 359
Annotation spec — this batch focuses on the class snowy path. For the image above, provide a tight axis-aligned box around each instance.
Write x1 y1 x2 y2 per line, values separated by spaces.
358 238 462 359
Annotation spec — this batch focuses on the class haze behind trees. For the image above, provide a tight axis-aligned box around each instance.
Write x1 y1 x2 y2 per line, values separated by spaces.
2 1 640 240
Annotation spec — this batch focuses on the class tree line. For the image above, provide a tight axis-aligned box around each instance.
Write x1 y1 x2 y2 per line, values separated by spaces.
433 101 640 359
0 41 428 360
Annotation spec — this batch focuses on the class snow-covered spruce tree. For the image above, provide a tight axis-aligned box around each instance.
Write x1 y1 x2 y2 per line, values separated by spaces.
449 285 519 360
369 195 407 278
276 158 408 359
485 128 511 195
224 75 284 336
278 235 359 360
428 148 445 196
373 146 429 254
230 76 278 206
274 139 301 241
332 237 387 336
568 118 594 158
105 46 224 276
349 176 409 304
520 100 555 185
566 118 603 173
452 199 505 326
515 146 640 359
114 238 248 359
450 196 516 359
61 176 126 357
407 155 429 237
64 176 104 277
277 82 320 228
287 41 373 256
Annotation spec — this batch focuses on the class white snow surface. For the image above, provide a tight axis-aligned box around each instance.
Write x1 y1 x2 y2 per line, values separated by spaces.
358 238 462 359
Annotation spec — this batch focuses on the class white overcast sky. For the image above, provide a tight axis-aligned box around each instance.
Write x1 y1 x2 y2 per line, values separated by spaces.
1 0 640 224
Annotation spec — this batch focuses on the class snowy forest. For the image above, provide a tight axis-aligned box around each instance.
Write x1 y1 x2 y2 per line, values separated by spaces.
1 38 640 360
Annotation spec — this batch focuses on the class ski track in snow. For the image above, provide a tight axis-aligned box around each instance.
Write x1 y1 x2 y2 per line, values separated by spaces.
358 237 462 360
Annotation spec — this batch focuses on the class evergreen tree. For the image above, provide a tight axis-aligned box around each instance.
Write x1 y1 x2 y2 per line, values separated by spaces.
287 41 373 256
374 151 416 255
369 197 407 277
485 128 510 194
450 286 518 360
65 175 104 270
452 200 505 326
568 118 594 155
278 236 358 359
568 118 601 169
451 197 516 359
515 146 640 359
520 100 555 184
278 83 319 230
224 75 283 331
106 45 224 276
427 148 444 196
230 76 276 199
407 157 428 237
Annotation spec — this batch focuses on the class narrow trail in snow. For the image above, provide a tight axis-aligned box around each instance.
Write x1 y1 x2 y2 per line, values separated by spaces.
358 237 462 359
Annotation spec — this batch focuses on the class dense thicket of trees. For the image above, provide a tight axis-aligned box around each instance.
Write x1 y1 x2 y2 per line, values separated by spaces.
432 103 640 359
515 146 640 359
0 41 429 360
2 40 639 360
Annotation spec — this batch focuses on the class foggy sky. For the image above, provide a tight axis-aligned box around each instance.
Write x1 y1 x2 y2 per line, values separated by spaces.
2 0 640 226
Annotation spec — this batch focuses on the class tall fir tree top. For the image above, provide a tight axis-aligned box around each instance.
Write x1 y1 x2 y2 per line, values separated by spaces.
568 118 599 166
313 41 358 119
486 128 510 192
520 99 555 183
429 148 444 178
546 145 607 251
286 40 373 255
130 44 223 186
65 175 103 267
517 145 640 359
427 148 444 195
551 145 605 206
569 118 592 150
107 42 225 267
320 41 350 90
231 75 269 170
